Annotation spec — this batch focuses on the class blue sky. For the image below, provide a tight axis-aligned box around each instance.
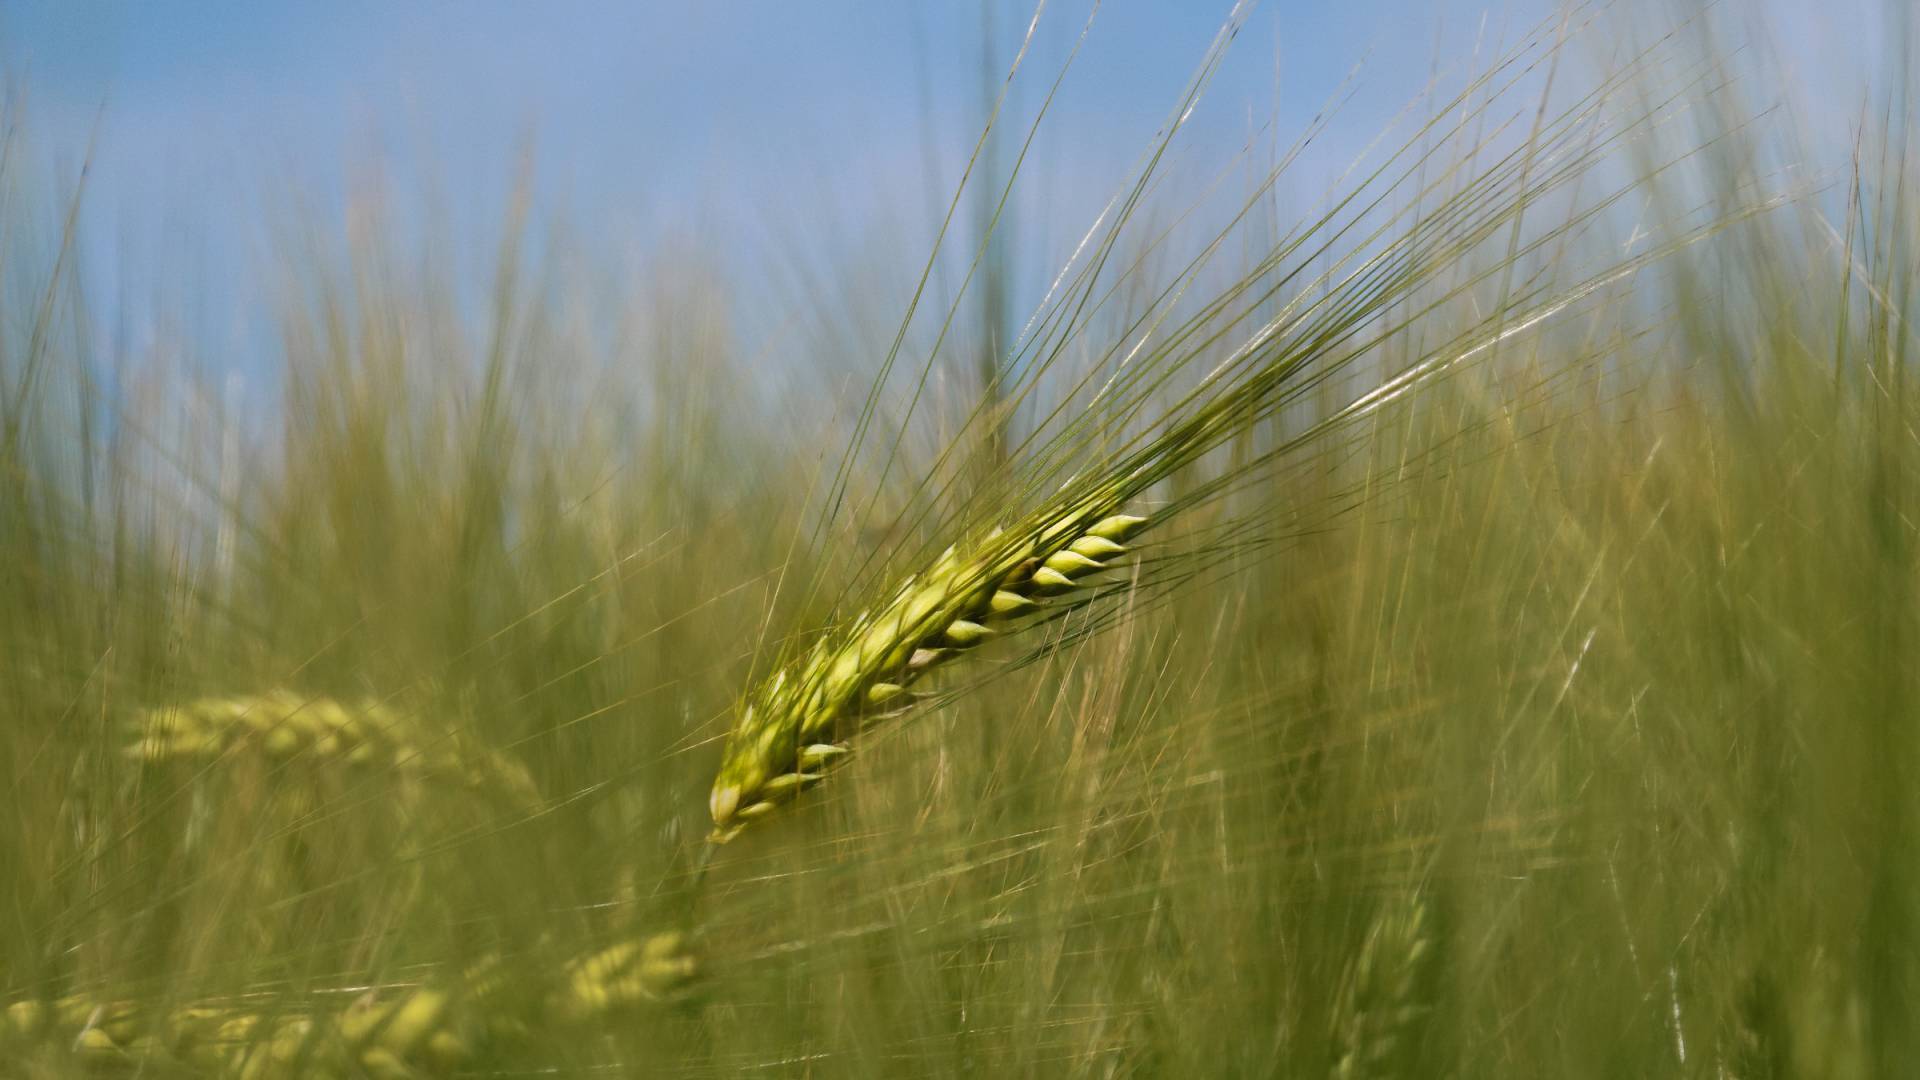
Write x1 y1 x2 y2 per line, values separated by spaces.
0 1 1878 380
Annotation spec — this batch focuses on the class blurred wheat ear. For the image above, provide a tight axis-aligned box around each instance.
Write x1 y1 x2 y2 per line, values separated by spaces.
126 691 541 813
1329 893 1432 1080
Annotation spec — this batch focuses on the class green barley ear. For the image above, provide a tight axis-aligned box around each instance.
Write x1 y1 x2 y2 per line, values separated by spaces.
707 506 1149 841
125 691 541 813
1329 893 1432 1080
0 930 700 1077
551 930 703 1022
0 994 292 1076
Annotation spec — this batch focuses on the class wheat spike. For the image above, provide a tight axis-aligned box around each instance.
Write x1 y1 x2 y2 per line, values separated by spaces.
708 497 1149 841
551 929 702 1022
1329 893 1432 1080
0 931 699 1076
1 989 465 1077
125 690 541 812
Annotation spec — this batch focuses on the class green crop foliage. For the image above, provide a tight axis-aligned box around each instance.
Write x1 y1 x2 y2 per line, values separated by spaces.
2 3 1914 1076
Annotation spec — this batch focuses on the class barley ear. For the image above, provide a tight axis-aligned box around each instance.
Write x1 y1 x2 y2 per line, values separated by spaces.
1330 893 1433 1080
552 930 703 1022
124 692 541 815
707 505 1151 842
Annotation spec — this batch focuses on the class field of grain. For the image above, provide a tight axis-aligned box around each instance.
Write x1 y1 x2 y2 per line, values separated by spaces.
2 3 1915 1077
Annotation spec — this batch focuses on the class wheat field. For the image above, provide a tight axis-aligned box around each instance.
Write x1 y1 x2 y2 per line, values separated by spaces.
1 2 1915 1077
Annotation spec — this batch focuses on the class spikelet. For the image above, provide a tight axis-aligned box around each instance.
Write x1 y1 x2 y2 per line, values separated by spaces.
0 992 455 1077
0 929 701 1076
0 991 458 1078
707 494 1150 842
2 994 330 1076
551 930 703 1022
1329 894 1433 1080
125 690 541 813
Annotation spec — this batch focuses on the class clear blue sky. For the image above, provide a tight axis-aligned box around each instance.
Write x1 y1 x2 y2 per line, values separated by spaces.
0 1 1875 381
